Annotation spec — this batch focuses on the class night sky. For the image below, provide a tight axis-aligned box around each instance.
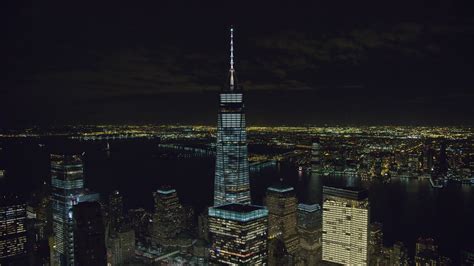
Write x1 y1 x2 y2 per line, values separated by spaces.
3 1 474 126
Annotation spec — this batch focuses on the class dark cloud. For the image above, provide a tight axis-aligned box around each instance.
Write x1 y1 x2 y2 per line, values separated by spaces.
2 1 474 126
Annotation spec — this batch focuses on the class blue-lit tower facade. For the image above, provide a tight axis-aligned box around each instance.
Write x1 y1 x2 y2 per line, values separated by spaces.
214 27 251 206
50 154 85 266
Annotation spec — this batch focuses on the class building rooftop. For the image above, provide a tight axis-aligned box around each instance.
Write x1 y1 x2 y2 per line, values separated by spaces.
323 186 368 200
267 182 294 193
298 203 321 213
209 203 268 222
157 188 177 195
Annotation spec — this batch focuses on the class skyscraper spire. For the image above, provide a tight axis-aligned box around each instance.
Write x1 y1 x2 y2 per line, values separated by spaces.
214 26 250 207
229 26 235 90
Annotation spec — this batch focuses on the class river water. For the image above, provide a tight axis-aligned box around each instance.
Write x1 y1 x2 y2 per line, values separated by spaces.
1 140 473 262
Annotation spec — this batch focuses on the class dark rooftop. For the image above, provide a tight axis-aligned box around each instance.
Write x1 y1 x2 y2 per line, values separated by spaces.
323 186 369 200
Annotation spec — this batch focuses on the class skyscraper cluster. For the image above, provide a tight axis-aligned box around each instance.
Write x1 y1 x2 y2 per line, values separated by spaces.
1 27 469 266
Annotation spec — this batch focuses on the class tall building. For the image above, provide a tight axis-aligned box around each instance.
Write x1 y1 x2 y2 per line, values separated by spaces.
151 187 184 246
214 26 251 206
322 186 369 265
311 138 323 174
50 154 99 266
73 201 106 266
422 141 434 173
0 194 28 264
107 228 135 266
265 183 299 263
50 154 85 266
434 141 449 178
296 203 322 265
108 190 123 232
208 203 268 265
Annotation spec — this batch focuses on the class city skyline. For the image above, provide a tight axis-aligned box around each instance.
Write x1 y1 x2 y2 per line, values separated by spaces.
2 1 474 265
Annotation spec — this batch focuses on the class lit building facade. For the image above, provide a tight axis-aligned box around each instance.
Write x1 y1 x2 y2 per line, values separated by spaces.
214 27 251 206
0 195 28 263
265 184 299 256
50 154 99 266
51 154 85 266
208 203 268 265
151 187 184 246
322 186 369 265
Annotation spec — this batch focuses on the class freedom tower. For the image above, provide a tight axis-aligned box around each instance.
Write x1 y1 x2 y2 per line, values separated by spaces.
213 27 251 206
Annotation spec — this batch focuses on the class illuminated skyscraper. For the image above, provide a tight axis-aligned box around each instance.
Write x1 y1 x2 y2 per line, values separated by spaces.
151 187 184 246
51 154 85 266
50 154 99 266
265 183 299 263
214 26 250 206
322 186 369 265
0 195 28 264
208 203 268 265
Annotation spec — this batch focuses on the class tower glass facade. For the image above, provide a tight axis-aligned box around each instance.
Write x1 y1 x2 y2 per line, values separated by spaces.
50 154 85 266
208 203 268 265
322 186 369 265
214 27 250 206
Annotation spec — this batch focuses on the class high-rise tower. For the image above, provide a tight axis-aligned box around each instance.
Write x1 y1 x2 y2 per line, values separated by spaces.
214 27 250 206
108 190 123 232
51 154 85 266
322 186 369 265
151 187 184 246
265 183 299 262
209 204 268 264
73 201 107 266
0 194 28 264
50 154 100 266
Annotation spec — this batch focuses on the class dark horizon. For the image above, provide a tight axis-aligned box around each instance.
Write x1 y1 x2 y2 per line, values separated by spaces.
3 1 474 126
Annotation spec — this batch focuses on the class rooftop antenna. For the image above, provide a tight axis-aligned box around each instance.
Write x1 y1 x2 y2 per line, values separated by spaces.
229 26 235 90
